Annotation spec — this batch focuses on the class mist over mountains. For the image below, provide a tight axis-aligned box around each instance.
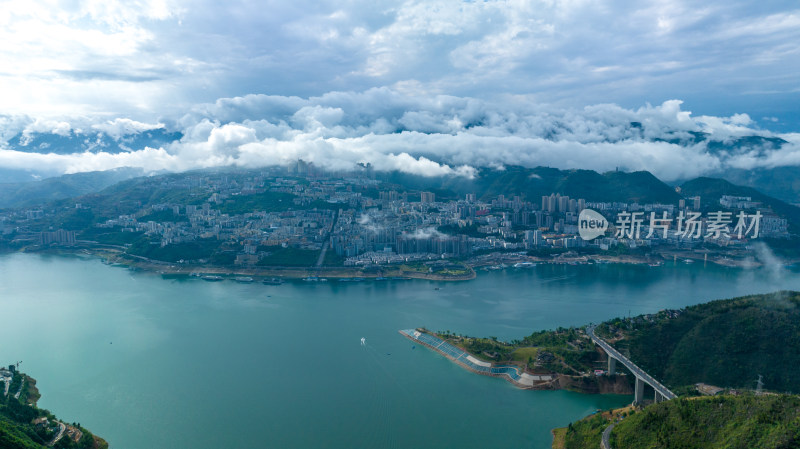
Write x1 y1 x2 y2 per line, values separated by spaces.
1 91 799 204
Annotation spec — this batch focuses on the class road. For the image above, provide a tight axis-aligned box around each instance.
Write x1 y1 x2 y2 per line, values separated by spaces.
315 208 340 268
587 326 676 401
13 375 24 400
47 422 66 446
601 421 616 449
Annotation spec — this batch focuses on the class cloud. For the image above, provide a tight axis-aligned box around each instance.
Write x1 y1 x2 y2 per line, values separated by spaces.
0 0 798 126
2 90 800 181
404 227 447 240
21 119 73 143
92 118 165 140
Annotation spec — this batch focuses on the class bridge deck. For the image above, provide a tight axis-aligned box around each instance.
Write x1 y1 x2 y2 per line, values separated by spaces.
587 326 676 401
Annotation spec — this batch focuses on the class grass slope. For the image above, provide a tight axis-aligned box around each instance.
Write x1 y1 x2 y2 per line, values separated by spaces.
612 395 800 449
561 395 800 449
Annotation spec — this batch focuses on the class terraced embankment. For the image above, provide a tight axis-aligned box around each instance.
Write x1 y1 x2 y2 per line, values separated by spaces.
399 329 555 389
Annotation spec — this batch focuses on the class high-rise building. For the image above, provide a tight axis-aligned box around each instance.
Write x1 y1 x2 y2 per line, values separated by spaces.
558 195 570 213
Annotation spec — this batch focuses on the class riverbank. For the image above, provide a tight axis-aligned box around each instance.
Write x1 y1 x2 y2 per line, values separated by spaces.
19 245 477 281
12 240 787 285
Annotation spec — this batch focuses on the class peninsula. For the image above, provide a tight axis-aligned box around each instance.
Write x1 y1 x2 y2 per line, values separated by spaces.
404 291 800 396
399 291 800 448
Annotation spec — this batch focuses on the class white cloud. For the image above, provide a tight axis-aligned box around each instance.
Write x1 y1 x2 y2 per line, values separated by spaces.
0 0 797 124
92 118 165 140
404 227 447 240
2 91 799 182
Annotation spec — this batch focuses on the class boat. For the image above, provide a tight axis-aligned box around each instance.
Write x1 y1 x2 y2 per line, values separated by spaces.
235 277 254 283
202 275 223 282
513 262 535 268
262 278 283 285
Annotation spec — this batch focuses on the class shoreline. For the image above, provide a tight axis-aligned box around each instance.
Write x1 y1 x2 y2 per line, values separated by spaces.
16 245 479 281
4 243 793 283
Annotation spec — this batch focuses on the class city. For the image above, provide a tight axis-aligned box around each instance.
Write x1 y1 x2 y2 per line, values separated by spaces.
0 165 791 278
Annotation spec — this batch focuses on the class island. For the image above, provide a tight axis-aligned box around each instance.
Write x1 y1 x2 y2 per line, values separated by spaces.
0 366 107 449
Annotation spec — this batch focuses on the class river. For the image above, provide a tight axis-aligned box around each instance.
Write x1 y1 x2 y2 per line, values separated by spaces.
1 253 798 448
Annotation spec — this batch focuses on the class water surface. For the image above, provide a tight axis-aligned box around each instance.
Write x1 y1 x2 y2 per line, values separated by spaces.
1 254 798 448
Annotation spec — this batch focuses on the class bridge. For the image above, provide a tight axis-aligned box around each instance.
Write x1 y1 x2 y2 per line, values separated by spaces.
587 326 676 405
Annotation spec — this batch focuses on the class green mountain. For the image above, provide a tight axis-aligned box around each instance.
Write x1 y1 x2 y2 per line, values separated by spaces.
596 291 800 393
563 394 800 449
718 166 800 206
381 165 681 204
0 168 145 209
0 372 106 449
679 177 800 234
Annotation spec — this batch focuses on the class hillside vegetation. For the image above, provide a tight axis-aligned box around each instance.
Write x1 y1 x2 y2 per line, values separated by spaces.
596 291 800 393
0 373 106 449
562 394 800 449
381 165 681 204
680 177 800 233
612 395 800 449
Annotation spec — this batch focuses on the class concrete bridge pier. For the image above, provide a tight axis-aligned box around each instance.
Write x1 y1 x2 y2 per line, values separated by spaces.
634 377 645 405
607 356 617 375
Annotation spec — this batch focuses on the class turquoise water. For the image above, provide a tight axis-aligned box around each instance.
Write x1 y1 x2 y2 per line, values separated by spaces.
1 253 798 448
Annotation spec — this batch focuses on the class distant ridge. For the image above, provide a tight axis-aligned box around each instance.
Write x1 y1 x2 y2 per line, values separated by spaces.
0 168 146 209
379 165 681 204
680 177 800 233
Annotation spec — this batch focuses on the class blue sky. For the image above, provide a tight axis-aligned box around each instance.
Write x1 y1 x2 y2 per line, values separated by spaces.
1 0 799 178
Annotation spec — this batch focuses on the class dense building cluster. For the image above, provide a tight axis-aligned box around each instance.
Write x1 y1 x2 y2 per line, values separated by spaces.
0 165 791 267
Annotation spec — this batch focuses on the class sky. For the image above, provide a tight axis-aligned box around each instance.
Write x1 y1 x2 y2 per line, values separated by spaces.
1 0 800 179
